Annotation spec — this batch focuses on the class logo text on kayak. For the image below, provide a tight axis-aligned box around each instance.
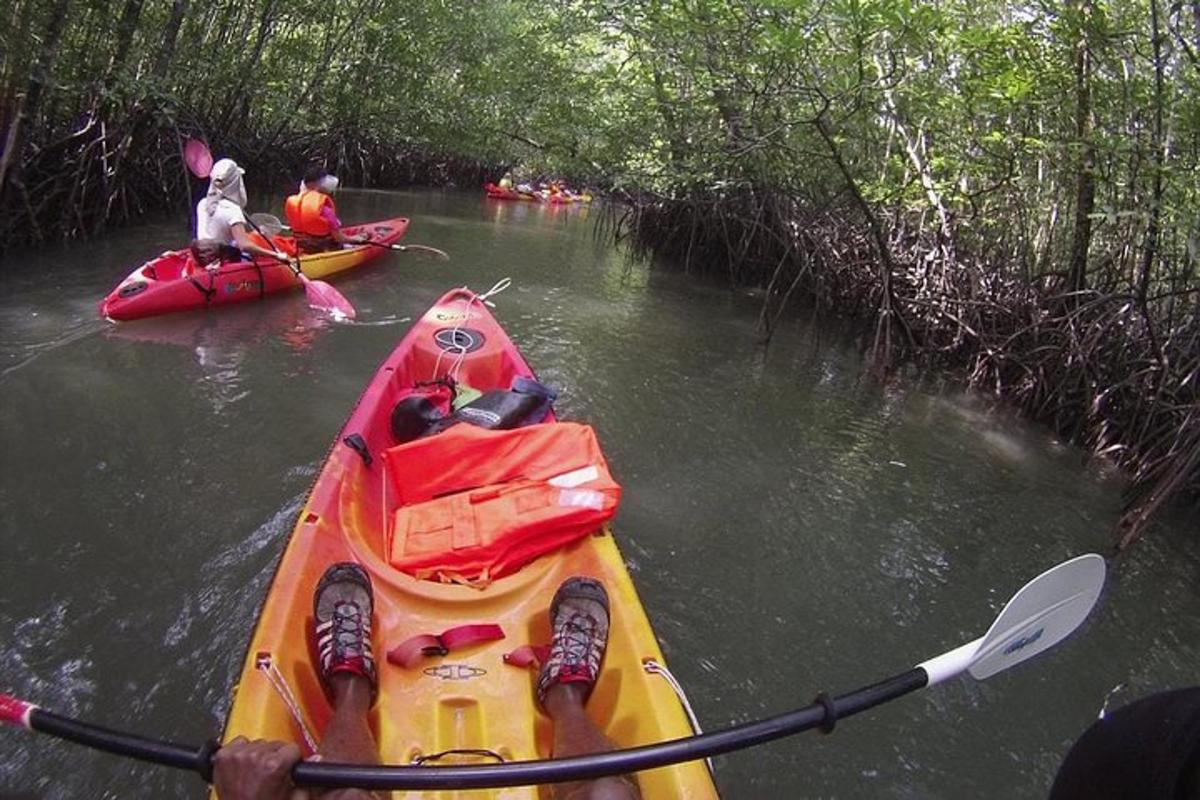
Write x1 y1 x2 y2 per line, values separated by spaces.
423 664 487 681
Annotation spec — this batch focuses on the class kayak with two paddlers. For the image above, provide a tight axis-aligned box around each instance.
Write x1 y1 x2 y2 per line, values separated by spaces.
97 217 409 322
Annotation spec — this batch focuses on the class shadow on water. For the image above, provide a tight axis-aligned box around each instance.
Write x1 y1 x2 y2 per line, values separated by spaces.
0 189 1197 798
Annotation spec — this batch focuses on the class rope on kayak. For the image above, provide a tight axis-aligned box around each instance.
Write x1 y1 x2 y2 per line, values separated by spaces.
648 662 710 777
255 653 319 755
431 279 513 384
186 273 216 303
412 748 506 765
643 659 713 776
476 277 512 307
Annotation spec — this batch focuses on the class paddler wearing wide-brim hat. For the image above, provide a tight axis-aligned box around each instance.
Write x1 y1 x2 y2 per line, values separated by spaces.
192 157 288 268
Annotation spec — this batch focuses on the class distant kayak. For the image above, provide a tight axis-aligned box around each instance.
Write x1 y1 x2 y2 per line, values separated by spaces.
98 217 409 321
483 182 541 201
484 183 593 204
545 191 593 204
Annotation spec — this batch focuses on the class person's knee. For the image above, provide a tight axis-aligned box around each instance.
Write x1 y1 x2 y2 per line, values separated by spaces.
318 789 382 800
563 775 640 800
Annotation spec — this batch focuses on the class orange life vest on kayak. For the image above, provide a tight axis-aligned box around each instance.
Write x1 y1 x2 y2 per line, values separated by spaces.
284 189 334 236
382 422 621 584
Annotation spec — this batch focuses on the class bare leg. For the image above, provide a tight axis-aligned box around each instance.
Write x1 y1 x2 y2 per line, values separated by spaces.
313 671 380 800
311 562 381 799
544 684 640 800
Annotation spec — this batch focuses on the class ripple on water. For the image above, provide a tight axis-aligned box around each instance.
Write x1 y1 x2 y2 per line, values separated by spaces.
877 519 952 626
2 602 99 796
190 494 307 721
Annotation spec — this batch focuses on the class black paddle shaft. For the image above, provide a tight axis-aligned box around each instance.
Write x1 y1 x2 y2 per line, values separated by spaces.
28 706 211 777
289 669 930 790
22 669 927 790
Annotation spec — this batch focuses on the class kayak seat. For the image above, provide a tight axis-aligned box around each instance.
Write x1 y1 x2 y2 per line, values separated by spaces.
382 422 620 585
143 251 192 282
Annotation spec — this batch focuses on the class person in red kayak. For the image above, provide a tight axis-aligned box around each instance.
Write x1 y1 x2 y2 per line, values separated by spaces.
284 166 369 254
212 564 639 800
193 158 289 269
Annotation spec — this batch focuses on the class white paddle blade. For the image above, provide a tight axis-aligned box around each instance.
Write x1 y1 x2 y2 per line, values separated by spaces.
968 553 1106 680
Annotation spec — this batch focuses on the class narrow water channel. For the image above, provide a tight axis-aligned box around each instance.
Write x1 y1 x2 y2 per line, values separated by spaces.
1 189 1197 798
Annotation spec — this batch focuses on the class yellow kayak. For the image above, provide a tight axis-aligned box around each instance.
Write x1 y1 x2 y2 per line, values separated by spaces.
220 287 719 798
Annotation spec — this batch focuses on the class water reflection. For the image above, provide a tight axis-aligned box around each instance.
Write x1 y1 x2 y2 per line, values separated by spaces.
482 196 592 227
100 300 344 412
101 297 335 357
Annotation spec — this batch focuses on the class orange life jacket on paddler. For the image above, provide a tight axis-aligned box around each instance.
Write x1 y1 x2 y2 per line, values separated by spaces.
382 422 621 585
284 189 335 236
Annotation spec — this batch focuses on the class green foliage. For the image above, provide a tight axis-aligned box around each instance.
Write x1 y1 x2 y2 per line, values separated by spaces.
2 0 1198 294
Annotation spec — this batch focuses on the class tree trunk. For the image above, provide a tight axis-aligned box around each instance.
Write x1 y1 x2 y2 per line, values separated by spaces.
151 0 190 81
1066 0 1096 296
219 0 281 136
815 114 916 363
0 0 71 193
1138 0 1165 305
105 0 146 80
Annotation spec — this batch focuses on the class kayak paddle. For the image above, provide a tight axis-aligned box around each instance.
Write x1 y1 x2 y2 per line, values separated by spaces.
183 138 213 180
249 213 450 260
0 554 1105 791
241 206 356 321
362 240 450 260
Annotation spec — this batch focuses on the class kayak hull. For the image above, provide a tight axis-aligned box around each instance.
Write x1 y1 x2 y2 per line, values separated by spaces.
484 183 540 202
98 217 409 321
483 183 592 204
221 288 718 799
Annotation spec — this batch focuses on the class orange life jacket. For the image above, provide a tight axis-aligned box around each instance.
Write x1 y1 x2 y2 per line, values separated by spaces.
284 190 334 236
382 422 621 584
235 230 295 257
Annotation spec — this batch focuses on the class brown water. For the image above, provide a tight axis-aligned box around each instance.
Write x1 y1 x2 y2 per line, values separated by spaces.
1 189 1197 798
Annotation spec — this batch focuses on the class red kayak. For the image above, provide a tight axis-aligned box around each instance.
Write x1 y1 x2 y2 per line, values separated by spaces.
98 217 408 321
484 183 594 204
484 182 540 201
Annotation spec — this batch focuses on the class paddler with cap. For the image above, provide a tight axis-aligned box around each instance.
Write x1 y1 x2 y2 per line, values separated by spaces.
284 165 369 254
191 157 288 269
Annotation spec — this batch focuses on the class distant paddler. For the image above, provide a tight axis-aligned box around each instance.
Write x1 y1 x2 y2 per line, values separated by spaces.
284 166 369 254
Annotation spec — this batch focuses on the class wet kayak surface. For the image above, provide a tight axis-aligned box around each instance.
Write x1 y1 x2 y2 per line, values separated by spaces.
1 188 1197 798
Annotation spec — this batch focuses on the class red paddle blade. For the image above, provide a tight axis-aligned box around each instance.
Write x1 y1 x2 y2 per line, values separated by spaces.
184 139 213 179
301 276 356 320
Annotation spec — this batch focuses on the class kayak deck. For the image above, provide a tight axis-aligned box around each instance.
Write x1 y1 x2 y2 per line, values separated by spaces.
221 288 717 799
98 217 409 321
